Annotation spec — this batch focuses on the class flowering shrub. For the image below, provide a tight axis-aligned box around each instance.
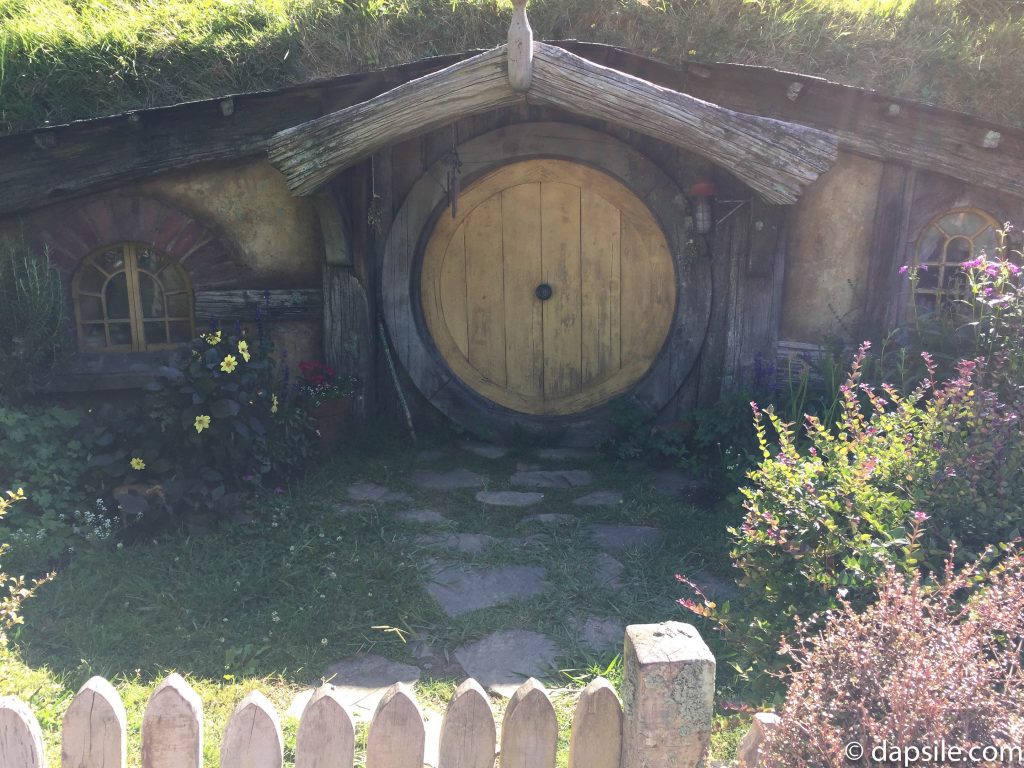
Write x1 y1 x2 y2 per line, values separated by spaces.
0 489 54 644
88 327 316 522
760 553 1024 767
297 360 357 409
680 343 1024 688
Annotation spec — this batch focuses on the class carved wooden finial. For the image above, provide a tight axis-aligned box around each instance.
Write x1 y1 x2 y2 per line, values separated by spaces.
507 0 533 91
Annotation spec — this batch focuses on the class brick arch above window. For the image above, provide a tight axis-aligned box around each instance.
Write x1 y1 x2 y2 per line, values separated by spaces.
35 195 244 290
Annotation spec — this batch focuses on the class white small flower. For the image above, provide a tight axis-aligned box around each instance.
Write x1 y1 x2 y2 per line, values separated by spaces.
320 638 328 646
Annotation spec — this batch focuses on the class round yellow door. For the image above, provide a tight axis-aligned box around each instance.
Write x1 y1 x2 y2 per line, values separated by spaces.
421 159 676 416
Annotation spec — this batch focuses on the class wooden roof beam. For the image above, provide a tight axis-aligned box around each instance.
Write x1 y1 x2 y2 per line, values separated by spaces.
268 47 522 196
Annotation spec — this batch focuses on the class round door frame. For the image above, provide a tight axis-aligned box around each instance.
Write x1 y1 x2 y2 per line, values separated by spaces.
382 122 713 443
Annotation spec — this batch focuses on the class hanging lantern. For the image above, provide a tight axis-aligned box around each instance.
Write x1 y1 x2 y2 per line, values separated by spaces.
688 179 717 235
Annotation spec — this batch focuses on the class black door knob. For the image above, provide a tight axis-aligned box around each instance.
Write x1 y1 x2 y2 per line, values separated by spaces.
535 283 553 301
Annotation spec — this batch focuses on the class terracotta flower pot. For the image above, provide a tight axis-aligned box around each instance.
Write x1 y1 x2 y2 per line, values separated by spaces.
311 397 350 452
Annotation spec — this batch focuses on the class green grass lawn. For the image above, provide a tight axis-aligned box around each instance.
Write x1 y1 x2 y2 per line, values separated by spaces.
1 430 750 766
2 0 1023 135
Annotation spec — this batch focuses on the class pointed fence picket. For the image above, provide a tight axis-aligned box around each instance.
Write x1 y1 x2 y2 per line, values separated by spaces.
0 622 718 768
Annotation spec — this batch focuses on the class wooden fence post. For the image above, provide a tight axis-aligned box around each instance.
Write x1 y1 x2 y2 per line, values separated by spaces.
61 676 127 768
620 622 715 768
141 673 202 768
220 691 282 768
0 696 46 768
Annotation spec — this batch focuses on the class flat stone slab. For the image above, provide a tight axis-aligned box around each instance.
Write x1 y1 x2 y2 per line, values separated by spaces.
535 447 597 461
510 469 594 489
594 552 625 589
454 630 560 697
413 532 498 554
412 468 487 490
589 524 662 551
425 563 548 617
578 616 627 653
573 490 624 507
476 490 545 507
521 512 579 526
686 569 741 602
416 448 449 463
462 443 509 459
651 469 708 498
396 508 449 525
347 481 413 504
321 654 421 718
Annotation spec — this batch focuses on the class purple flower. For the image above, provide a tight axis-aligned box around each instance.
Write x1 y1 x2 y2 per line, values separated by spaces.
912 510 930 523
899 265 910 274
1007 262 1021 276
961 256 984 269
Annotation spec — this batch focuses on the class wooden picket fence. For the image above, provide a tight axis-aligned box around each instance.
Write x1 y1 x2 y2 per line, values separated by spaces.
0 621 720 768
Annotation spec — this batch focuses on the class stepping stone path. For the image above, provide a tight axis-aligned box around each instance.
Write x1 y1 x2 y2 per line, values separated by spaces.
416 448 448 463
413 532 498 554
535 447 597 461
577 616 627 653
320 654 422 719
510 469 594 488
454 630 560 697
686 569 741 602
589 524 662 551
462 443 508 459
475 490 544 507
412 468 487 490
396 508 449 524
522 512 578 526
347 481 413 504
573 490 624 507
425 562 548 617
593 552 625 589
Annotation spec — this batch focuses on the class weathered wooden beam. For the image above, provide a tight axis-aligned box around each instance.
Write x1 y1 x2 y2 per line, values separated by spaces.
268 47 523 196
194 289 322 322
507 0 533 91
528 43 838 204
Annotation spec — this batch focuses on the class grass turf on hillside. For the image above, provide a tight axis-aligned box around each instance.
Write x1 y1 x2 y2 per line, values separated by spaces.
1 0 1023 135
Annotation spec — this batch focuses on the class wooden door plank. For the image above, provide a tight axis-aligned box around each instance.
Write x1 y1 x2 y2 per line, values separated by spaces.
581 189 622 385
541 181 582 405
620 215 674 369
464 196 507 386
439 227 470 358
502 182 544 404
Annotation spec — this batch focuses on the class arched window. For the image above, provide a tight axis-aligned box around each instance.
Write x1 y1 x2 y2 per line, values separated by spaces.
912 208 1000 313
73 243 193 351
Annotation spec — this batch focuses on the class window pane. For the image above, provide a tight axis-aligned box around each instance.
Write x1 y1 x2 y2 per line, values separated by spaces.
136 247 168 274
160 265 188 292
138 273 167 319
97 247 126 273
104 272 131 319
946 237 973 267
144 321 169 346
78 295 104 322
169 321 192 343
917 265 939 290
939 211 987 238
917 226 945 265
166 292 191 317
976 228 998 258
81 324 107 350
78 265 106 294
108 323 132 347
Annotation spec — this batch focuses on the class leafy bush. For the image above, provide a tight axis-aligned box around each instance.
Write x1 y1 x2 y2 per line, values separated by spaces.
0 405 92 537
0 239 67 401
760 553 1024 767
0 489 54 645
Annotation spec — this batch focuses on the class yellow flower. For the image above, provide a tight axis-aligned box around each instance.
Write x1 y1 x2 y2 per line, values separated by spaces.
203 330 222 345
271 394 279 414
220 355 238 373
130 457 146 471
238 340 251 363
195 414 211 433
